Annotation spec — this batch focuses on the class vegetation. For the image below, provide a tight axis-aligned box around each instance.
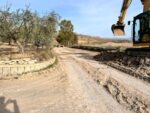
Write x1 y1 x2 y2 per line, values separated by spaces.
0 6 60 54
57 20 77 46
77 34 131 45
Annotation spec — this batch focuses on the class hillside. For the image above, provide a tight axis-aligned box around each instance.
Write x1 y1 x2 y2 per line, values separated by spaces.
77 34 131 45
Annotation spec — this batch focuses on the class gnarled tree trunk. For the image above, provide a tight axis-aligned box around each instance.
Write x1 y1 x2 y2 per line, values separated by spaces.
16 40 24 53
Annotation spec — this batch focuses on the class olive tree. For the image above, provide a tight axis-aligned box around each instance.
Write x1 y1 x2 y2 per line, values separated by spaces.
34 11 60 49
0 6 60 53
0 7 25 53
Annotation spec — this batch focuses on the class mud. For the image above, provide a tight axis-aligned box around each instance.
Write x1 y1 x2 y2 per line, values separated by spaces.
94 51 150 82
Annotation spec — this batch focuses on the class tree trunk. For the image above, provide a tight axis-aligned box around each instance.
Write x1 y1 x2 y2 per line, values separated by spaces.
16 41 24 53
23 36 29 48
8 38 11 45
11 36 24 53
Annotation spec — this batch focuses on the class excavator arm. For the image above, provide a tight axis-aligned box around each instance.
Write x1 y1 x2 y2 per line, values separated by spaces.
111 0 132 36
142 0 150 11
112 0 150 36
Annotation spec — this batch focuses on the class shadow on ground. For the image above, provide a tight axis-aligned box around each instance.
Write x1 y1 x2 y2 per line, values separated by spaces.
0 96 20 113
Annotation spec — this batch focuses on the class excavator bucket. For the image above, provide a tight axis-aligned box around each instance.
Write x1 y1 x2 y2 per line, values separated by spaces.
111 24 125 36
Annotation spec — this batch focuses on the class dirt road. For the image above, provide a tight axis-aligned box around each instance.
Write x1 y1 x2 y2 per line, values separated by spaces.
0 47 149 113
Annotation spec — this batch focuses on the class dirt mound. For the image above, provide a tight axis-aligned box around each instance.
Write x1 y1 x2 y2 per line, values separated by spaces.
94 51 150 82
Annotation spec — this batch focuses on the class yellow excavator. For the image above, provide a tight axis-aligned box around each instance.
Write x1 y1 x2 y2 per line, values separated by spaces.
112 0 150 47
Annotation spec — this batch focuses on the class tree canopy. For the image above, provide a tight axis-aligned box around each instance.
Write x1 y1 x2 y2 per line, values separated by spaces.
0 6 60 53
0 6 77 54
57 19 78 46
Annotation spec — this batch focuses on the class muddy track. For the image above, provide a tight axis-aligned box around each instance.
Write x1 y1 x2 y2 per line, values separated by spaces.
107 62 150 83
65 47 150 113
73 58 150 113
72 45 150 83
94 51 150 83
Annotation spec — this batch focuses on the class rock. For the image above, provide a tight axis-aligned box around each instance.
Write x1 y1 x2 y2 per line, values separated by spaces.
107 84 118 96
145 58 150 66
140 59 145 65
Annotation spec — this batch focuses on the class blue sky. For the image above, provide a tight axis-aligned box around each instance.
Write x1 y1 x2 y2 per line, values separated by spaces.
0 0 143 39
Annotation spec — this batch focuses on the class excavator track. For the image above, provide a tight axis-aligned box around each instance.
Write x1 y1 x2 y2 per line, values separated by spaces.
125 47 150 56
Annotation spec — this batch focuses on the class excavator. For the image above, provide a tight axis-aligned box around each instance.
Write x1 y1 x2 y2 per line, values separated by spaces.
112 0 150 47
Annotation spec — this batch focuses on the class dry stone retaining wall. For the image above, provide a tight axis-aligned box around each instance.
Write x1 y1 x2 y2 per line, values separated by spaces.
0 57 56 77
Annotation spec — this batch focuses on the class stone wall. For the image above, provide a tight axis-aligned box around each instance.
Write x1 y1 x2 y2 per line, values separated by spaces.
0 57 56 77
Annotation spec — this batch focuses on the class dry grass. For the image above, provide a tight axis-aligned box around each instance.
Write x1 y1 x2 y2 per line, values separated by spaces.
0 43 53 61
77 34 131 47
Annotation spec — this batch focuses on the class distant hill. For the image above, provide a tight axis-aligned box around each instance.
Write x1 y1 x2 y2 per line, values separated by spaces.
77 34 131 45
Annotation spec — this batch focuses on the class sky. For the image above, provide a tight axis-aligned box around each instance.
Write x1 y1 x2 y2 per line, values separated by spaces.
0 0 143 39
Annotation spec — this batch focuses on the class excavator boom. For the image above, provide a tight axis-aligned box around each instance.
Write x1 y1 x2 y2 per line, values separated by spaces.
112 0 132 36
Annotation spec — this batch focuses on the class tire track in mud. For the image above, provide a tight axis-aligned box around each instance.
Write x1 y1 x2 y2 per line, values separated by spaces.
72 54 150 113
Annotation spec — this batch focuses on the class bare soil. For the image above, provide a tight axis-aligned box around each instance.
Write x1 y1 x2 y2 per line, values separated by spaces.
0 47 149 113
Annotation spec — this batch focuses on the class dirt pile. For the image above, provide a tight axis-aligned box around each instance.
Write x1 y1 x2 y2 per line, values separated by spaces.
94 51 150 82
105 78 150 113
73 54 150 113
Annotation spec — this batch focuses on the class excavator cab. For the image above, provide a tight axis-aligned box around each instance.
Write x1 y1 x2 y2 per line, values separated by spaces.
133 11 150 46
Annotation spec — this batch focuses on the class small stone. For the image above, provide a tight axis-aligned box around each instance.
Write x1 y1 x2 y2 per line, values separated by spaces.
140 59 145 65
